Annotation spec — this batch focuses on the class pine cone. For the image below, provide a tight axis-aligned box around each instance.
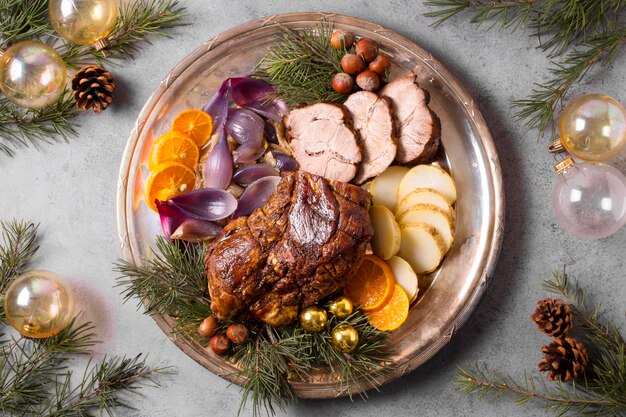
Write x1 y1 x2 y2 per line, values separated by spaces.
531 297 573 338
71 65 117 113
538 337 588 382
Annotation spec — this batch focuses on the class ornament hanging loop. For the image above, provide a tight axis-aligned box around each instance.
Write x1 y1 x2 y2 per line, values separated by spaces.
94 38 112 58
0 49 4 58
553 156 575 174
549 137 565 153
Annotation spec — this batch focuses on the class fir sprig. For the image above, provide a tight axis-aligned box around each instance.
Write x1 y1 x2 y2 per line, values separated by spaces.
0 0 51 50
423 0 534 30
456 270 626 416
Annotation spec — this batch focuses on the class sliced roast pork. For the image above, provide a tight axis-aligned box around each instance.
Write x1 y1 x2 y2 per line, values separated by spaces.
380 74 440 164
283 103 361 182
344 91 396 183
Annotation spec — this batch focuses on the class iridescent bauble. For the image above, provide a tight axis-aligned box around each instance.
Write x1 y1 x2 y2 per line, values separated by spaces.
0 41 66 109
552 161 626 239
299 306 327 333
328 296 353 320
48 0 118 45
331 324 359 353
3 270 75 338
558 94 626 162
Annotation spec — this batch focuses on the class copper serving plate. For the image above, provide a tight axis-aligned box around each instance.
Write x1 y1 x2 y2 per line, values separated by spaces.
116 12 504 399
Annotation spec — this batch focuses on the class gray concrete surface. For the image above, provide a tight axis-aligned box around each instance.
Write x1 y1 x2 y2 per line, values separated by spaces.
2 1 626 416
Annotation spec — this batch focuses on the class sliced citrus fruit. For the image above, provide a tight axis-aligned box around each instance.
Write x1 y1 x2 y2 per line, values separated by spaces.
171 109 213 147
367 284 409 331
145 162 196 211
148 131 199 170
344 255 395 312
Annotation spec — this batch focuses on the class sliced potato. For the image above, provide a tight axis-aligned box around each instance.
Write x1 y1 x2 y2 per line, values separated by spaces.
387 256 419 303
398 223 446 274
369 205 401 260
397 204 454 251
370 166 410 211
397 164 456 204
396 188 455 218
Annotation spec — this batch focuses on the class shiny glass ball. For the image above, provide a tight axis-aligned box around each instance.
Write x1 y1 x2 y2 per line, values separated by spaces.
328 296 353 320
299 306 327 333
558 94 626 162
0 41 66 109
4 270 75 338
49 0 118 45
331 324 359 353
552 162 626 239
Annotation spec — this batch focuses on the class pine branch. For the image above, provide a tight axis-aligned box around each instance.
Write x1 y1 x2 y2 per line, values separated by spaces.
0 0 50 50
423 0 534 30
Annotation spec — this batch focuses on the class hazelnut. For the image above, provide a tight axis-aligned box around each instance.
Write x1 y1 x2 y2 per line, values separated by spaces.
198 316 218 338
210 334 231 355
369 54 390 75
330 30 354 50
331 73 354 94
356 70 380 91
226 323 250 345
340 54 365 75
355 38 379 62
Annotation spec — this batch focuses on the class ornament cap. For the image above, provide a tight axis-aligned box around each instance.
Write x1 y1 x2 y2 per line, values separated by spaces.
0 48 4 58
548 137 565 153
94 38 111 57
553 157 575 175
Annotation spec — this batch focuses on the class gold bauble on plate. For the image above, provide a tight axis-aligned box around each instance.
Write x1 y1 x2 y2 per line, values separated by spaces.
299 306 327 333
0 41 66 109
558 94 626 162
48 0 118 49
331 324 359 353
3 270 75 338
328 295 353 320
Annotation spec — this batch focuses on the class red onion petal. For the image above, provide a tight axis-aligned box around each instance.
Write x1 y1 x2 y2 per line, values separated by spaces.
170 219 223 242
233 163 278 187
233 144 266 164
169 188 237 221
204 129 232 189
229 77 288 121
226 107 264 147
232 176 281 219
264 122 279 144
202 79 230 132
272 152 299 172
156 200 187 239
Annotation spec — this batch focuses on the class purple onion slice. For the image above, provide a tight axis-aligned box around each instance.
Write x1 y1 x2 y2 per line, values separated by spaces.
233 163 278 187
156 201 187 239
204 129 232 189
202 79 230 133
169 188 237 221
233 144 266 164
272 152 299 172
229 77 288 121
232 176 281 219
226 107 264 147
170 219 223 242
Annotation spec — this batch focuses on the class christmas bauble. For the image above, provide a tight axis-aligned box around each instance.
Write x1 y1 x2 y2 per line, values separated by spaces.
552 158 626 239
299 306 327 333
3 270 75 338
0 41 66 109
328 296 353 320
331 324 359 353
48 0 118 46
558 94 626 162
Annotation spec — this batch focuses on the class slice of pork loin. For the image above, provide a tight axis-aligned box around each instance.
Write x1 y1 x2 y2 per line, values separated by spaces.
344 91 397 183
284 103 361 183
380 74 441 164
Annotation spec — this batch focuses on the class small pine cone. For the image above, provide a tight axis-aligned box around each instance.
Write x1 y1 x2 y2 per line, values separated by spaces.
538 337 589 383
71 65 117 113
531 297 573 338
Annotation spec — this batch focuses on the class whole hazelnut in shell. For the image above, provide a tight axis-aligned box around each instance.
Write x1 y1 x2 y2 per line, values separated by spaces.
226 323 250 345
331 30 354 50
210 334 231 355
198 316 218 338
355 38 379 62
369 54 390 75
331 73 354 94
341 54 365 75
356 70 380 91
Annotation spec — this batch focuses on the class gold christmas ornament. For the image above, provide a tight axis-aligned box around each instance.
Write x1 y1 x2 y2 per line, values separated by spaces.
299 306 327 333
48 0 118 55
3 270 75 338
328 295 353 320
331 324 359 353
0 41 66 109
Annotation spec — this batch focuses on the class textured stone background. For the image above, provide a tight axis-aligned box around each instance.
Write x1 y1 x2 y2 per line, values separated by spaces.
2 1 625 416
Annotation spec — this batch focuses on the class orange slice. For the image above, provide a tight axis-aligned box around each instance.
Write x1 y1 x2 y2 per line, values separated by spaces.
366 284 409 331
145 162 196 211
148 131 199 170
344 255 395 312
171 109 213 147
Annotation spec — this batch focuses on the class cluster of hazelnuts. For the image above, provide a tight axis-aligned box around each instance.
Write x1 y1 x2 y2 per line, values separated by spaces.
330 30 390 95
198 315 250 355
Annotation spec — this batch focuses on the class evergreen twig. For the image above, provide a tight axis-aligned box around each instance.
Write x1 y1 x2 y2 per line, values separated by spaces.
423 0 534 30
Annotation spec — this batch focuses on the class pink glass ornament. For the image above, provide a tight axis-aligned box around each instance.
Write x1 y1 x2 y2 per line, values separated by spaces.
552 161 626 239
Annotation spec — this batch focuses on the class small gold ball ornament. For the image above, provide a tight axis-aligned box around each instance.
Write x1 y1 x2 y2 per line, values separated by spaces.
328 296 353 320
299 306 327 333
331 324 359 353
48 0 118 51
3 270 75 338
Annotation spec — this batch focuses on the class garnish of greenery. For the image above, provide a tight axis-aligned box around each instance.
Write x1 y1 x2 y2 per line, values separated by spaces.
0 219 166 416
456 270 626 416
424 0 626 135
115 236 395 417
0 0 188 157
254 20 348 107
